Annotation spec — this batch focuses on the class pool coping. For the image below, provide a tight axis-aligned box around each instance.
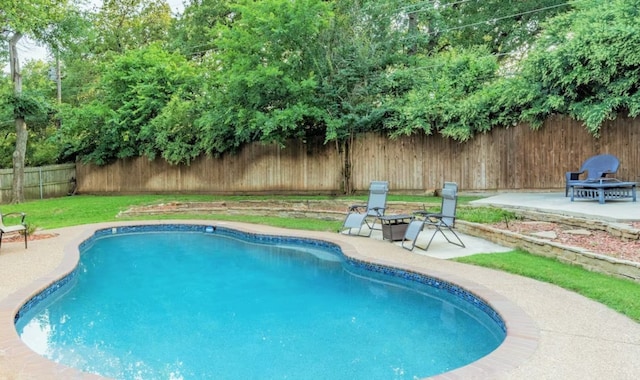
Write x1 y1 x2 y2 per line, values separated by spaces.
0 220 540 379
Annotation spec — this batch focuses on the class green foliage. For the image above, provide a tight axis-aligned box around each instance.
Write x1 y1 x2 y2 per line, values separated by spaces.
520 0 640 134
318 0 423 142
198 0 331 150
385 47 500 140
91 0 172 55
169 0 233 59
6 93 48 119
0 62 61 168
0 0 69 39
56 102 114 164
57 44 196 164
436 0 572 55
12 0 640 166
1 62 53 121
140 69 208 164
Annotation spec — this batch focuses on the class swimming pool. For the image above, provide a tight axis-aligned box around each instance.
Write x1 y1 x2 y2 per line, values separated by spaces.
15 224 506 379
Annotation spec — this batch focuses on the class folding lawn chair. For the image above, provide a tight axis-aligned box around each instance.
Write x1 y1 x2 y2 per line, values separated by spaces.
340 181 389 237
401 187 465 251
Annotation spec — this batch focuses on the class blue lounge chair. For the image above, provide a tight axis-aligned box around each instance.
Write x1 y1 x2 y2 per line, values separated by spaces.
341 181 389 236
565 154 619 196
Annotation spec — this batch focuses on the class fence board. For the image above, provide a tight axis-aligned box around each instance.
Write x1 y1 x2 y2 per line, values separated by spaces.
76 116 640 194
0 164 76 203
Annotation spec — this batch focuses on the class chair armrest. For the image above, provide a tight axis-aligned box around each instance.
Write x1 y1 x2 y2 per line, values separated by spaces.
348 204 367 212
566 170 585 181
423 213 454 226
1 212 27 225
370 207 385 216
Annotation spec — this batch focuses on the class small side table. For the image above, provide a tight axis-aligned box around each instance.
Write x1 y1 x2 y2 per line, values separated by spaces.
379 214 413 241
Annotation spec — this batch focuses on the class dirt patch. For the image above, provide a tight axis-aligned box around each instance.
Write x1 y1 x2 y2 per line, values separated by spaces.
1 233 59 244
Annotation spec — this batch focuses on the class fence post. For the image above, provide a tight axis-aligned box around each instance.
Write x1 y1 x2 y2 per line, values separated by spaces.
39 167 43 199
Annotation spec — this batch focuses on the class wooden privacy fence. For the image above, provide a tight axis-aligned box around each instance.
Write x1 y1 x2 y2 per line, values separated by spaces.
76 115 640 194
0 163 76 203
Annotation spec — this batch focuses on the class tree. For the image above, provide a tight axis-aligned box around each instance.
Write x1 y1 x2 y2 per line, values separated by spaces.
1 0 69 203
198 0 331 150
435 0 573 55
0 61 59 169
384 47 500 141
57 44 196 164
519 0 640 134
92 0 172 55
169 0 233 60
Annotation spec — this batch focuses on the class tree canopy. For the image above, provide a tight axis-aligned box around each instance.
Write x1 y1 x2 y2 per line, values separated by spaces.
2 0 639 167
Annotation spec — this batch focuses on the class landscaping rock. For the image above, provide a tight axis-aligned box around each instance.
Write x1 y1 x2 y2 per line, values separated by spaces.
530 231 558 239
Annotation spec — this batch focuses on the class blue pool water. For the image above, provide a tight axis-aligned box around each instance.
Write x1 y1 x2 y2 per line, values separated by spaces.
16 226 505 379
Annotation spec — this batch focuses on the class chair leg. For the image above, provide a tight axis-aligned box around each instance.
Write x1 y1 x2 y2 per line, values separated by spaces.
364 217 380 234
438 226 465 248
24 230 28 249
417 224 465 252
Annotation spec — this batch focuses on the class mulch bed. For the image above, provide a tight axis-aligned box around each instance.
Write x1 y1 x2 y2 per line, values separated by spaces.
488 221 640 263
1 233 58 243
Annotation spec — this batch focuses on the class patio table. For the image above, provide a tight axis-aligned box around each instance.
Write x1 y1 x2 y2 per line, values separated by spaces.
379 214 413 241
570 179 637 204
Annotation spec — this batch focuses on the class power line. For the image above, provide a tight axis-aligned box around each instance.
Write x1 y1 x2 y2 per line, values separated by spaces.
177 0 576 57
424 1 575 35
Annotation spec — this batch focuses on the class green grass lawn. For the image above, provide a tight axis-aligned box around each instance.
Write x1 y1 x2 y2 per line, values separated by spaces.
2 194 639 322
455 251 640 322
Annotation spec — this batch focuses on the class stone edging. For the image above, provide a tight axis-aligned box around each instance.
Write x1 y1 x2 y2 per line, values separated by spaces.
457 221 640 282
498 209 640 241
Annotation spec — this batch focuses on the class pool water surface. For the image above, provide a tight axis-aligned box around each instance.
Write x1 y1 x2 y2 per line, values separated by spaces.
16 227 505 379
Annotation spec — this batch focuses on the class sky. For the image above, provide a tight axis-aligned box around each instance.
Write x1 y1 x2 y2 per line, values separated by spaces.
15 0 186 65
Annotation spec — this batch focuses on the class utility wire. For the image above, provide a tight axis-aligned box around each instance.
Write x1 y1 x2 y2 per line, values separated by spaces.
176 0 575 57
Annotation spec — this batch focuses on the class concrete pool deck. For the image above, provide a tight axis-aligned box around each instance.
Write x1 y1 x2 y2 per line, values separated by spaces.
0 207 639 378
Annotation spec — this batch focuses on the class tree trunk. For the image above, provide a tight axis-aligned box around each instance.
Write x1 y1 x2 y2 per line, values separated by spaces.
12 118 28 203
9 32 26 204
337 135 353 194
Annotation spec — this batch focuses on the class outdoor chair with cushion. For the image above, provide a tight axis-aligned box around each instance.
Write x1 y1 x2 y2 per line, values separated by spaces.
565 154 620 196
401 187 465 251
340 180 389 237
0 212 28 250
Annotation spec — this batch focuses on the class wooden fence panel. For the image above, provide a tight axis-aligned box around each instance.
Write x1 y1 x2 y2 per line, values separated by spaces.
0 164 76 203
76 116 640 194
77 136 343 194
